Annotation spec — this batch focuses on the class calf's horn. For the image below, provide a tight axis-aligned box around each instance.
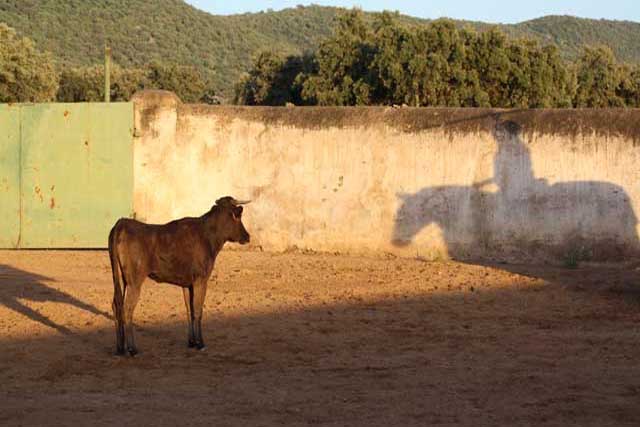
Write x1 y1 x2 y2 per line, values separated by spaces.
231 198 251 206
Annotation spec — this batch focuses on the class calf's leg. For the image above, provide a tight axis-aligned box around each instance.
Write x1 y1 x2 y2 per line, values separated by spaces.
123 280 143 356
112 296 125 355
109 244 125 355
192 279 208 350
182 286 196 347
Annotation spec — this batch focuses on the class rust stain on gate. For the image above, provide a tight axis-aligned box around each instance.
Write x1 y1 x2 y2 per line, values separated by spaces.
0 102 134 248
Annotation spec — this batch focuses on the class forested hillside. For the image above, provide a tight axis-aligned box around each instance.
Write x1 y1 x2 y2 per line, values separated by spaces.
1 1 640 99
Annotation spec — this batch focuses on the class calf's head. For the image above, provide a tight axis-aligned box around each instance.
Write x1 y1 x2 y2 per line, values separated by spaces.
213 196 251 245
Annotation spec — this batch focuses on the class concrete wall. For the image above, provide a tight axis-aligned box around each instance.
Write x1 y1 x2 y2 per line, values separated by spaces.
132 91 640 263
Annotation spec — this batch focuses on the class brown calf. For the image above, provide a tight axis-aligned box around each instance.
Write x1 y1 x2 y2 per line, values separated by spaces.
108 196 250 356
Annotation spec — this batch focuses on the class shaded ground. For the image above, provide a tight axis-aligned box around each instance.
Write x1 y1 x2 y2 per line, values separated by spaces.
0 250 639 426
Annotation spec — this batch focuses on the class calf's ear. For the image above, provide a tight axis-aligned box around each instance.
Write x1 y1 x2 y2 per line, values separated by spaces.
232 206 243 217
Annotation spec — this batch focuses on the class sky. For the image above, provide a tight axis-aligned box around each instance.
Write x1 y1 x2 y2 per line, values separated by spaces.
185 0 639 24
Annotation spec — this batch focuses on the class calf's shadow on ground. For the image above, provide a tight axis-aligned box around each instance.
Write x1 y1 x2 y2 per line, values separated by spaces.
1 267 640 425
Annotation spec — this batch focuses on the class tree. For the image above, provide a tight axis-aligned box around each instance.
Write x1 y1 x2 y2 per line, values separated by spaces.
464 28 512 107
57 63 220 104
232 9 636 109
301 9 377 106
504 41 573 108
574 46 624 107
370 16 487 107
368 11 411 105
57 65 148 102
145 63 208 103
234 51 314 105
404 20 478 107
0 23 58 102
535 45 575 108
617 64 640 107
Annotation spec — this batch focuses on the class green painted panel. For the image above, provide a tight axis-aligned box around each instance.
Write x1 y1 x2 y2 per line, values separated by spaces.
20 103 133 248
0 105 21 247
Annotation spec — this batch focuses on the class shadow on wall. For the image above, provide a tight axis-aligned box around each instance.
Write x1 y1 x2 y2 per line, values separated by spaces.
392 118 640 263
0 264 112 335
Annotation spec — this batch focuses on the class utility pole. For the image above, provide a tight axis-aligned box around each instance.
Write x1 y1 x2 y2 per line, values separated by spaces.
104 45 111 103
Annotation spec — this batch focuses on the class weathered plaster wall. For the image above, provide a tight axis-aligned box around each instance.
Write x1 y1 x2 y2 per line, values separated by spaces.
132 91 640 262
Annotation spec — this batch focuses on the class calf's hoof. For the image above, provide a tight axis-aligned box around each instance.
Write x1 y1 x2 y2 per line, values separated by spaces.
196 342 206 351
127 347 138 357
188 340 197 348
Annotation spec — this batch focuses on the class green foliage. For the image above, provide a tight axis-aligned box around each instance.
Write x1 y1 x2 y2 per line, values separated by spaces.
514 15 640 66
240 11 621 108
502 41 574 107
0 23 58 102
56 62 216 103
464 28 511 106
234 51 314 105
0 1 341 100
145 63 210 103
381 19 489 107
574 46 625 107
301 10 378 106
618 64 640 107
57 65 147 102
2 2 640 99
368 11 413 105
3 2 640 105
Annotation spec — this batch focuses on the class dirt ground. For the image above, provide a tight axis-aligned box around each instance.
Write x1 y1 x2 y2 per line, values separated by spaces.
0 250 639 426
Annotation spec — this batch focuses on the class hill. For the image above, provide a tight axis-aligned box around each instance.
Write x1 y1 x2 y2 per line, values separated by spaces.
1 1 639 99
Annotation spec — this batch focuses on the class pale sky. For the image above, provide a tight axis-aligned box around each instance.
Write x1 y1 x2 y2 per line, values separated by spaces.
185 0 639 23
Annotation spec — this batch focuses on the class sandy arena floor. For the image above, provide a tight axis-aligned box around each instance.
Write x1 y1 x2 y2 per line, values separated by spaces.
0 250 639 426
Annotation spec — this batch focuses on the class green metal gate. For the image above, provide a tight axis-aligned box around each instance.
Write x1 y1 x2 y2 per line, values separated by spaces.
0 102 133 248
0 105 21 248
